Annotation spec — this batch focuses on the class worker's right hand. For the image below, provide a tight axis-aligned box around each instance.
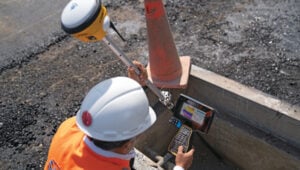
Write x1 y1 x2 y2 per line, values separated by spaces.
127 60 148 86
175 146 195 169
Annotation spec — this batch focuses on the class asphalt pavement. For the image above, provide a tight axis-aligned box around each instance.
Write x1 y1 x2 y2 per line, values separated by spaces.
0 0 69 71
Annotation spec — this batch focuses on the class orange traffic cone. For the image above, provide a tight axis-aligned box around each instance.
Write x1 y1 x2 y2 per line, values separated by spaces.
144 0 191 88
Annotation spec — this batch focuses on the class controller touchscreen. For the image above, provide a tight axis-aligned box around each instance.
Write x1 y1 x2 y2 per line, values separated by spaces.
180 102 206 126
173 94 215 134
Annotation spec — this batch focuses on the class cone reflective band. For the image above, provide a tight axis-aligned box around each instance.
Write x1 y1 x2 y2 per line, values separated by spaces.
61 0 107 42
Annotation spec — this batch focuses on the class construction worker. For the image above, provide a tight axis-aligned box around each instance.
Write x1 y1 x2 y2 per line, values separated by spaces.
44 62 194 170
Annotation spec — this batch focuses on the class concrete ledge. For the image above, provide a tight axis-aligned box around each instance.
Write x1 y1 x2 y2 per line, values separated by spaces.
134 148 158 170
188 65 300 149
187 65 300 169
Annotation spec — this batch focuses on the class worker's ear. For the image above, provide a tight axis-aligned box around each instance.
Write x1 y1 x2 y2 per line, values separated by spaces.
121 138 136 154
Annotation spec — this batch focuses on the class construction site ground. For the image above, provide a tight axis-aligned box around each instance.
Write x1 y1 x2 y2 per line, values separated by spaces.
0 0 299 169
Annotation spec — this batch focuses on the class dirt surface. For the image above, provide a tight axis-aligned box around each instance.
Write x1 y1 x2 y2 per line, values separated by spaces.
0 0 299 169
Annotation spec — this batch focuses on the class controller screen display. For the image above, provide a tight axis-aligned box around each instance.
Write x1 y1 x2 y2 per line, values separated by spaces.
179 102 205 125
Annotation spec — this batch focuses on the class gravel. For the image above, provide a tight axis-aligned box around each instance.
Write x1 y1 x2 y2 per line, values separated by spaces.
0 0 299 169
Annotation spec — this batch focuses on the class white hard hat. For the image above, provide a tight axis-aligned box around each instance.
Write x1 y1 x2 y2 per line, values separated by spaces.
76 77 157 142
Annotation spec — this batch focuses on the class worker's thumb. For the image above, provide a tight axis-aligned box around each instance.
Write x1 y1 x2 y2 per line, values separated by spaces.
177 146 184 154
187 148 195 156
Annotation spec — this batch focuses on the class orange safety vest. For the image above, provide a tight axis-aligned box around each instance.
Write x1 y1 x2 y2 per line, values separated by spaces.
44 117 131 170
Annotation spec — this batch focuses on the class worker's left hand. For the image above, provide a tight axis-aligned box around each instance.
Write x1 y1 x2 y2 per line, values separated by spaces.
128 60 148 86
175 146 195 169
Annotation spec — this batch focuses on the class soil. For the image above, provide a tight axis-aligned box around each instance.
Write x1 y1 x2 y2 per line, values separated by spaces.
0 0 299 169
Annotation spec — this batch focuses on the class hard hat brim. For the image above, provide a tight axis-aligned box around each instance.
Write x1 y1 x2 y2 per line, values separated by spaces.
147 106 157 130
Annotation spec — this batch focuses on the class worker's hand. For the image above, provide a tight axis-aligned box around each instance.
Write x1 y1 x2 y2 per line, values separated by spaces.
175 146 195 169
128 60 148 86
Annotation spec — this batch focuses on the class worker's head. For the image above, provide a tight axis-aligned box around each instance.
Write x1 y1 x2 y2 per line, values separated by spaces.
76 77 156 152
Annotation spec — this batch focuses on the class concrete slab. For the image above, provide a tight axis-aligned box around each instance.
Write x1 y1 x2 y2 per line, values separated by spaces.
188 65 300 149
135 88 238 169
186 65 300 169
135 65 300 169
